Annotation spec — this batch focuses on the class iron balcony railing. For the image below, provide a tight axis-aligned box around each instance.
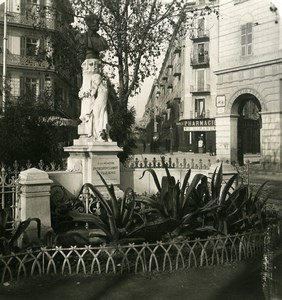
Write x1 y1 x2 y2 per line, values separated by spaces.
173 64 181 77
190 30 210 40
190 54 210 66
190 84 211 93
0 7 55 30
0 53 53 69
0 53 71 81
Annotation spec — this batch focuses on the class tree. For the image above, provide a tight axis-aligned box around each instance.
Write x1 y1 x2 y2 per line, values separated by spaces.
71 1 219 109
71 0 187 109
0 93 73 165
107 80 137 162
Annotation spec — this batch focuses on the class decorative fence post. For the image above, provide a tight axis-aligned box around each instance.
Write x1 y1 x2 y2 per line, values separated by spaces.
17 168 53 245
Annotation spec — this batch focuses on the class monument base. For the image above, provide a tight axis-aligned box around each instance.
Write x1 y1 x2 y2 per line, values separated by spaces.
64 137 124 199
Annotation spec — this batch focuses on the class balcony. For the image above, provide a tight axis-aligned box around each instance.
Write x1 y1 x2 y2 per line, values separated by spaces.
166 100 173 109
172 89 181 102
0 53 53 70
173 46 181 55
167 76 173 89
190 84 210 95
190 54 209 68
190 30 210 42
0 7 55 30
173 64 181 77
162 74 168 81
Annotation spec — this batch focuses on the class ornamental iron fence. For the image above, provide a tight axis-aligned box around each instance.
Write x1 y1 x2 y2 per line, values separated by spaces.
125 156 213 170
0 168 19 232
1 228 279 284
0 160 67 232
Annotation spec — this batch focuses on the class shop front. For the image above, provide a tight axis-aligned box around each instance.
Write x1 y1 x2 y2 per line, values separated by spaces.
180 118 216 154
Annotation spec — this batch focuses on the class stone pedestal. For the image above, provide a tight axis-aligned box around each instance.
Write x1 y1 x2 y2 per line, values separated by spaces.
17 168 53 246
64 137 124 199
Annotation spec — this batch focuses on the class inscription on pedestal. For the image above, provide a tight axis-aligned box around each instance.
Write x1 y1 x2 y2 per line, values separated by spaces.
92 157 120 185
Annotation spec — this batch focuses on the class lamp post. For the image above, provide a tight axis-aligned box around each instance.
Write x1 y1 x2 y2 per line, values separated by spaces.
153 79 160 152
169 124 173 155
2 0 7 115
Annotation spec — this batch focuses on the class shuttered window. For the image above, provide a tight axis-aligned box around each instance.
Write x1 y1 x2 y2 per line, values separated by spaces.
20 77 40 99
195 98 205 118
197 69 205 91
241 23 252 56
20 36 40 56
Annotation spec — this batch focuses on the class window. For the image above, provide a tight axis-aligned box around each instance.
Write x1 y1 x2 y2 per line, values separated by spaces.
242 100 260 120
196 69 205 91
195 98 205 118
241 23 252 56
198 44 205 63
20 77 39 99
180 101 184 116
195 43 208 63
197 18 205 38
20 37 40 56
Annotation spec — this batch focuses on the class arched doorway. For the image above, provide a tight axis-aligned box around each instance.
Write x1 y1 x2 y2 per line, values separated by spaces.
233 94 261 165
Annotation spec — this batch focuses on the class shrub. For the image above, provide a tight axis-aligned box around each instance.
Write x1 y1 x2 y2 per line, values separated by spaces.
0 209 41 255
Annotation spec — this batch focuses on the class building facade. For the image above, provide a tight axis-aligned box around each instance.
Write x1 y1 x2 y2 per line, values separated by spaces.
0 0 79 131
143 0 282 167
142 0 219 154
215 0 282 166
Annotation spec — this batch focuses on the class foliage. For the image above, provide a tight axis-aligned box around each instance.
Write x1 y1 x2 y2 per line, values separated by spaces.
52 172 146 245
71 0 175 106
0 209 41 255
109 101 137 163
139 160 272 238
138 156 219 238
50 162 274 246
70 0 219 108
0 95 73 165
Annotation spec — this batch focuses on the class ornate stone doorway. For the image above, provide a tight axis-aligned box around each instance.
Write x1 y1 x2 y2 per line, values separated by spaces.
232 94 261 165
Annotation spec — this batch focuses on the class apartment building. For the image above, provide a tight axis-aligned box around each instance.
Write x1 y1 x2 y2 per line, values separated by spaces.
215 0 282 166
142 0 219 154
0 0 79 130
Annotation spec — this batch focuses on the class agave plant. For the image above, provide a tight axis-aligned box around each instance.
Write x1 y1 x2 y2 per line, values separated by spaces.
0 208 41 255
229 181 270 233
65 171 145 244
137 156 219 239
209 164 270 235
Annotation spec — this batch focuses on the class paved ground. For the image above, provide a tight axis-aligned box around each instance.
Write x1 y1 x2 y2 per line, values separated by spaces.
0 260 265 300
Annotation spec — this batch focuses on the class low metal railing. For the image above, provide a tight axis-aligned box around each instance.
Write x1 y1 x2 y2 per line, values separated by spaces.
0 230 272 283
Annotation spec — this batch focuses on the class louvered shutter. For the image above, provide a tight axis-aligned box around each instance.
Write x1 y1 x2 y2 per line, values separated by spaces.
20 36 26 56
20 77 26 96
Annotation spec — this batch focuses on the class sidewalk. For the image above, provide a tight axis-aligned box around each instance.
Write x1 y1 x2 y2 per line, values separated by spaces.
0 260 265 300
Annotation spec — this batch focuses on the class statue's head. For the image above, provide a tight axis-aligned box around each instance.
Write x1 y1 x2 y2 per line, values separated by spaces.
85 14 100 32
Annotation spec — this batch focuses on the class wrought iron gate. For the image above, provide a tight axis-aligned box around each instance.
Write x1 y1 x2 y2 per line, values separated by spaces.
0 166 20 232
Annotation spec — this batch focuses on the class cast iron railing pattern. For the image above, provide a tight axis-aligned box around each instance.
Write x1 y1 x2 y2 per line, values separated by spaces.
0 160 67 177
0 230 274 283
0 168 19 232
0 9 55 30
0 53 51 69
125 156 212 169
0 160 67 232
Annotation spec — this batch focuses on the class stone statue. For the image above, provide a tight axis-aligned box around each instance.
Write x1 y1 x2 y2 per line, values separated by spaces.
77 14 110 141
79 71 109 140
78 14 108 60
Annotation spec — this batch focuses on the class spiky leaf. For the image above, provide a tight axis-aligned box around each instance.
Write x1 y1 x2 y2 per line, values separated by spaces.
139 168 161 193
